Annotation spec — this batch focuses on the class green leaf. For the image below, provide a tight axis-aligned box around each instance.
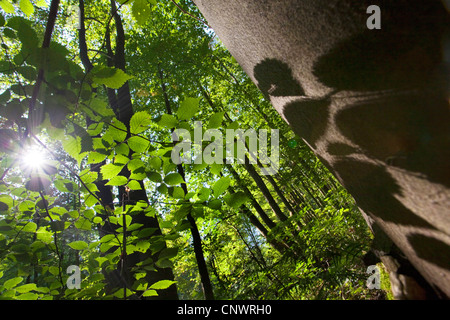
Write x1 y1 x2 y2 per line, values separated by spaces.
131 0 153 26
100 163 125 180
35 0 46 7
87 122 104 136
197 187 211 202
170 186 185 199
207 111 225 129
210 163 223 176
89 97 115 117
7 17 38 50
74 217 92 231
108 118 128 142
92 66 133 89
83 208 95 219
224 191 249 209
130 111 152 135
0 0 15 14
150 280 176 290
19 0 33 17
113 289 134 299
22 222 37 233
174 204 191 221
68 241 88 250
164 173 184 186
142 289 158 297
127 136 149 153
16 283 37 294
157 114 178 128
127 180 142 190
4 277 23 290
135 240 150 253
115 143 130 156
128 158 145 172
213 176 231 198
114 154 129 166
147 171 162 183
105 175 128 186
207 199 222 210
16 292 39 300
87 152 107 164
93 216 103 224
149 157 162 170
17 65 36 81
62 135 85 164
177 97 200 121
36 227 52 244
159 247 178 260
50 221 65 232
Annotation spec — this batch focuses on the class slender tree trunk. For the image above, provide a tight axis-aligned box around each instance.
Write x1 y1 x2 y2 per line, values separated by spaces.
242 159 288 222
200 86 289 223
227 165 276 230
158 66 214 300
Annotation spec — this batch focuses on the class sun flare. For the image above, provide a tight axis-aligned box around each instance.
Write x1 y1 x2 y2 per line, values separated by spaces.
21 147 47 171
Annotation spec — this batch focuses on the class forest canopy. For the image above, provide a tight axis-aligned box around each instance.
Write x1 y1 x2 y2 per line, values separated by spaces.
0 0 387 300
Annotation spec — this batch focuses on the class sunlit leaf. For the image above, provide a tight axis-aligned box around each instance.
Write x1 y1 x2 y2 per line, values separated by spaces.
101 163 125 180
105 175 128 186
177 97 200 121
127 136 149 153
130 111 152 135
0 0 15 14
68 241 88 250
212 176 230 198
164 172 184 186
92 66 133 89
19 0 33 17
150 280 176 290
132 0 153 26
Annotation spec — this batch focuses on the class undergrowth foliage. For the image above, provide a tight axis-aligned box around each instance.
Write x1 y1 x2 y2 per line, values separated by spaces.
0 0 381 300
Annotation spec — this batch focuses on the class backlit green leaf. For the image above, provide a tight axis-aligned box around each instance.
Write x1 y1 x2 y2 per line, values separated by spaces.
105 175 128 186
22 222 37 233
127 180 142 190
149 280 176 290
19 0 33 17
108 118 128 142
177 97 200 121
130 111 152 135
0 0 15 14
68 241 88 250
132 0 153 26
164 172 184 186
127 136 149 153
16 283 37 293
4 277 23 290
207 111 225 129
158 114 178 128
101 162 125 180
92 66 133 89
213 176 231 198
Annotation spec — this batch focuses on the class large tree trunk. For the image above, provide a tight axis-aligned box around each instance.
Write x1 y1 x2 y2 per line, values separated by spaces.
193 0 450 299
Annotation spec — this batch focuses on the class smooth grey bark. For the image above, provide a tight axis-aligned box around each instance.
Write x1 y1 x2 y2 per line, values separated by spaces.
193 0 450 298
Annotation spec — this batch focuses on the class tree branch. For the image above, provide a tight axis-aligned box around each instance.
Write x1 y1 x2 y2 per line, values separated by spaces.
25 0 61 138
